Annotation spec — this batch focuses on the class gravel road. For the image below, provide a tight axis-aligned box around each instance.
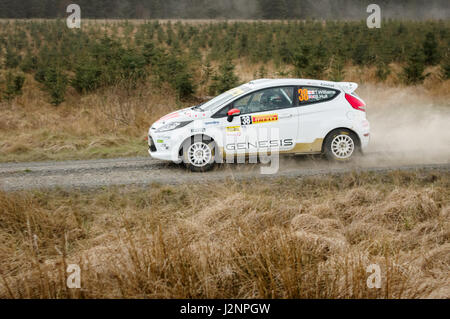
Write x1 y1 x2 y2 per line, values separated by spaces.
0 153 449 191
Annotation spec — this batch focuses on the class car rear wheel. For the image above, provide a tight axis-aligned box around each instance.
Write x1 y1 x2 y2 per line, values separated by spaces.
182 137 216 172
324 129 358 161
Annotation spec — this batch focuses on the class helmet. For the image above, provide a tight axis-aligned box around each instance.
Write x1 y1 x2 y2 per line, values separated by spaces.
261 91 283 108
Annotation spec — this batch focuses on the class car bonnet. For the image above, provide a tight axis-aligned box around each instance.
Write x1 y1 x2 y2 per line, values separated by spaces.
151 107 210 130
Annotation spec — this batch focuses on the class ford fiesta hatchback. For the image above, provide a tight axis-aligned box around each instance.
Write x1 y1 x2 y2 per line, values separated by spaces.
148 79 370 172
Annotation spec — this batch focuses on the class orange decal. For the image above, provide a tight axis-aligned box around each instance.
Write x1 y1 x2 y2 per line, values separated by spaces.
298 88 309 102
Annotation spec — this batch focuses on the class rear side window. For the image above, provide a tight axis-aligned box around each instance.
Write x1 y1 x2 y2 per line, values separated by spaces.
297 86 340 105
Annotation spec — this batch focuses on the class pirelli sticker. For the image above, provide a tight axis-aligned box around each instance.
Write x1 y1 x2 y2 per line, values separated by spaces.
240 114 278 126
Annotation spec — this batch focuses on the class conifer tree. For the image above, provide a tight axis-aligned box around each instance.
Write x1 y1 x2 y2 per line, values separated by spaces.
209 58 239 95
423 32 440 65
403 49 425 84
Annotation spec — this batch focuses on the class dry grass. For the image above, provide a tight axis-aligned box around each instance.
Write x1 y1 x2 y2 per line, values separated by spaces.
0 170 448 298
0 75 181 162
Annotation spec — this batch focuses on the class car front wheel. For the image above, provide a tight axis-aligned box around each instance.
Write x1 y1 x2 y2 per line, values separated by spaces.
182 137 216 172
323 129 359 161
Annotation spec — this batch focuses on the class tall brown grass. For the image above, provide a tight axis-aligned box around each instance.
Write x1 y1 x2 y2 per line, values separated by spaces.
0 75 180 162
0 170 448 298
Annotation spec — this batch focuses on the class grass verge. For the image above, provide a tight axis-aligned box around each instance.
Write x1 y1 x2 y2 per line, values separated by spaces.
0 170 448 298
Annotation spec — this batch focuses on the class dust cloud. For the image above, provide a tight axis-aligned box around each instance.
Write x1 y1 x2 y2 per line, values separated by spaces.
360 84 450 166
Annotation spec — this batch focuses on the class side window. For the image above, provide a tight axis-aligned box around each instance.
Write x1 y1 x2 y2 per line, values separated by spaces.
233 94 253 111
213 87 294 117
297 86 339 105
245 87 294 113
212 104 233 118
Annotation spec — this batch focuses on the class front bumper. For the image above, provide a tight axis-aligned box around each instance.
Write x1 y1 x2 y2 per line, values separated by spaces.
148 130 184 163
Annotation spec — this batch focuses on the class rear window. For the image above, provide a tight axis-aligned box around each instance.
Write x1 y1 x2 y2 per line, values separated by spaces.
298 86 339 105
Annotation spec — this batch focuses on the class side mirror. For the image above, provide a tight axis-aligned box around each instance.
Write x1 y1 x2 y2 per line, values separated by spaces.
227 108 241 122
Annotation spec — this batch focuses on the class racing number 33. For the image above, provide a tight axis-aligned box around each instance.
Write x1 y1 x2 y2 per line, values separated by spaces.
298 88 309 102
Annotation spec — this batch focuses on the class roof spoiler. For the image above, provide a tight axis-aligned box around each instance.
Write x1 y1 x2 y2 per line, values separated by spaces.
338 82 358 93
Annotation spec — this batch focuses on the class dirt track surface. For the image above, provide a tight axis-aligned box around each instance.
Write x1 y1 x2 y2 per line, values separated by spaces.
1 152 449 191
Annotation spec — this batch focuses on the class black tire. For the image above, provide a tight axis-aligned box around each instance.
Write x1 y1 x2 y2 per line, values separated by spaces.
181 136 217 172
323 129 359 162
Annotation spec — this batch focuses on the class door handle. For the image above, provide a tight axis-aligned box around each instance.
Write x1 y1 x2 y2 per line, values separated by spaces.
279 114 293 119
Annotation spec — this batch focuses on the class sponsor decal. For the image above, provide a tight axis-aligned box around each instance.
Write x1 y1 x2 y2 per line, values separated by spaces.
185 111 206 118
252 114 278 124
306 89 335 100
240 114 278 126
226 126 241 132
205 121 220 125
191 128 206 133
228 87 245 97
226 139 294 151
226 126 241 136
157 139 164 143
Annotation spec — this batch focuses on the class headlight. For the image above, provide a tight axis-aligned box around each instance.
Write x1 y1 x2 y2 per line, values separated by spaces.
156 121 192 132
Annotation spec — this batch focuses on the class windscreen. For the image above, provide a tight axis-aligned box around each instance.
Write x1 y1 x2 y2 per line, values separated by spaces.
199 85 252 112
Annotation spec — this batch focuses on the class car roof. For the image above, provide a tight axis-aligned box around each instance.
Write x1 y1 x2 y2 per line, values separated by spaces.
244 78 341 91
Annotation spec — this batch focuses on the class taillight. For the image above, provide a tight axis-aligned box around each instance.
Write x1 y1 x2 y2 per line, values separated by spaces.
345 93 366 112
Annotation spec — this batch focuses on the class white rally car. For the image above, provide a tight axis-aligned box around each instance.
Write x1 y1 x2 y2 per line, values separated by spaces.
148 79 370 172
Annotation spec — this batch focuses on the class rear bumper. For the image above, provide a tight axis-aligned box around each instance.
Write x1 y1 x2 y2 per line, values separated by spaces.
356 120 370 152
360 133 370 152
